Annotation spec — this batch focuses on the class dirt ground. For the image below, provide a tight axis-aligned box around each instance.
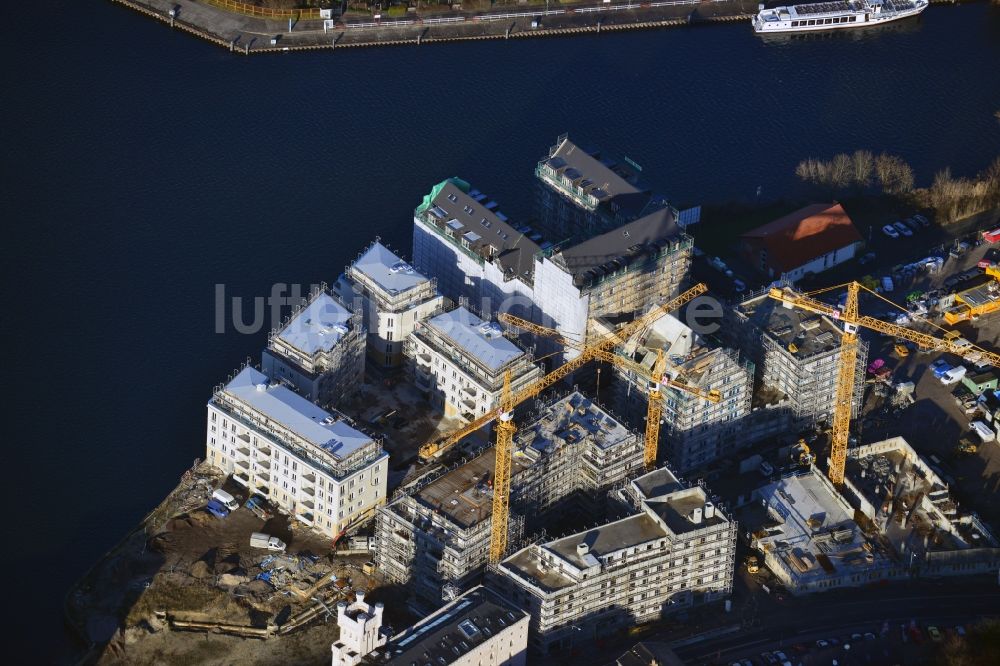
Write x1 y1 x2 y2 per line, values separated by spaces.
65 461 415 665
337 374 473 468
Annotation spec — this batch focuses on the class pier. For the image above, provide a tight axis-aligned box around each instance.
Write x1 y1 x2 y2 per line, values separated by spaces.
106 0 778 53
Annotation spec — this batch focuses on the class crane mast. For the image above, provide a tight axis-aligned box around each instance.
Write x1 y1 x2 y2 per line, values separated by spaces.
488 371 516 564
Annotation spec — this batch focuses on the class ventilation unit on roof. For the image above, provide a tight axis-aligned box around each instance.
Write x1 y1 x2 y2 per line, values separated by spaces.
479 322 503 339
389 260 414 274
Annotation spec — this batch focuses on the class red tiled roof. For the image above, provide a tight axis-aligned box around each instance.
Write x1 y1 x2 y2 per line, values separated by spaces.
741 203 861 273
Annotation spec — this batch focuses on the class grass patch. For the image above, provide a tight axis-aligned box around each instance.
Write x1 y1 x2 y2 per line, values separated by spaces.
692 200 803 256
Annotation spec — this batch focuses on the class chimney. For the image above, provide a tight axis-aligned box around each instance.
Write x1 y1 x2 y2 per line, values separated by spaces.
576 542 589 557
704 502 716 519
690 507 703 525
356 590 366 606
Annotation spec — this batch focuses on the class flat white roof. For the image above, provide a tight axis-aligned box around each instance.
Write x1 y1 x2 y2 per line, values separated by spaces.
353 242 429 296
426 307 524 372
224 367 372 459
758 471 854 546
277 293 353 356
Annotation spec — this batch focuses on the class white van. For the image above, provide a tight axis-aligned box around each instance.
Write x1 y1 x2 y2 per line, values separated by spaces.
212 489 239 511
971 421 996 442
940 366 967 385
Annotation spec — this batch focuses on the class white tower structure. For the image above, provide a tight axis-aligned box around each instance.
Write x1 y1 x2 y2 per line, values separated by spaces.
331 590 386 666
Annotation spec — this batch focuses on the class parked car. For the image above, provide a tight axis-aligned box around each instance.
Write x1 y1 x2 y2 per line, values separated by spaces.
815 639 830 648
894 343 910 357
882 224 900 239
894 221 913 237
904 218 921 232
859 252 876 265
928 626 943 642
913 213 930 227
245 494 271 520
933 362 953 379
212 488 240 511
250 532 287 552
941 366 968 385
970 421 996 442
206 499 230 519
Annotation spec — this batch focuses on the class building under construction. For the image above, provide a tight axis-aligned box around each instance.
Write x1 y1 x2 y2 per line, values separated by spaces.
732 289 867 428
607 313 754 472
489 467 736 654
261 286 366 409
749 436 1000 595
374 391 644 606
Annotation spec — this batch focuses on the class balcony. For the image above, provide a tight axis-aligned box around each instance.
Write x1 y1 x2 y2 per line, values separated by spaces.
255 471 271 483
303 472 316 484
255 458 271 470
235 445 251 459
295 512 315 527
233 472 250 488
300 485 315 497
237 433 251 443
416 352 432 366
235 458 250 470
299 498 315 510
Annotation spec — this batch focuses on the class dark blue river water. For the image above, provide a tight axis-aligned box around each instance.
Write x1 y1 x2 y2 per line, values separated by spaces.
3 1 999 659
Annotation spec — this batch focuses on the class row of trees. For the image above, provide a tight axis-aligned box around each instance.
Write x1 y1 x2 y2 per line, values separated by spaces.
795 150 1000 225
923 158 1000 224
794 150 915 195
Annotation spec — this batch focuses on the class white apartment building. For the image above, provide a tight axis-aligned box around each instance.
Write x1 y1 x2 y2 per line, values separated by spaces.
404 306 542 421
206 366 388 538
490 467 736 655
610 313 754 472
336 241 444 370
383 586 528 666
411 176 692 363
262 287 365 408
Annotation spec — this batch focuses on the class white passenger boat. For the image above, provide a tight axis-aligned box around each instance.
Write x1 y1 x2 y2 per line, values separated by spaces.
753 0 928 34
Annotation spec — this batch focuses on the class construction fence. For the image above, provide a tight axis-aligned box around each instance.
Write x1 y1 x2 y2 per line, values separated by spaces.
204 0 325 19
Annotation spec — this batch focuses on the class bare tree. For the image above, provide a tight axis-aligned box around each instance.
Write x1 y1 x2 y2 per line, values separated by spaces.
875 153 914 194
830 153 853 189
851 150 875 188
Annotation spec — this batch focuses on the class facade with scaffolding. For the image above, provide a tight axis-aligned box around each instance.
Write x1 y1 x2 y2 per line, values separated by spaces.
534 134 663 241
374 391 644 607
732 289 867 428
411 174 693 365
261 286 365 409
606 313 755 472
205 366 387 538
404 306 542 421
335 240 444 370
490 467 736 654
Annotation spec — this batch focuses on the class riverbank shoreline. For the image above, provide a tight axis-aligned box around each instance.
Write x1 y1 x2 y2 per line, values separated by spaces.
108 0 965 54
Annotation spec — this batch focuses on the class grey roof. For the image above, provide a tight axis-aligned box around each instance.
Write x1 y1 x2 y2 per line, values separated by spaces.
547 513 667 568
645 487 727 535
631 468 684 501
384 587 526 665
223 367 372 460
544 136 643 201
352 242 429 296
426 179 540 283
551 207 682 284
277 292 353 356
426 307 525 372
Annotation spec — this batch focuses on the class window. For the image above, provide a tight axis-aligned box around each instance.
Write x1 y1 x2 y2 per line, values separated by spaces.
386 331 393 341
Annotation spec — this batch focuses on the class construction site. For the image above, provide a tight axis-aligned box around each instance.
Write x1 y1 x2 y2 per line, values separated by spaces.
65 140 1000 664
374 390 645 607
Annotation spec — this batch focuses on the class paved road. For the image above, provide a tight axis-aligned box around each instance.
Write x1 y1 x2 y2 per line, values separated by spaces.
678 585 1000 663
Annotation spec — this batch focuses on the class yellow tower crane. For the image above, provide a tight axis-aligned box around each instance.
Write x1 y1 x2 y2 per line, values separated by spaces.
418 283 709 462
496 314 721 469
489 371 517 564
415 283 708 564
768 281 1000 486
